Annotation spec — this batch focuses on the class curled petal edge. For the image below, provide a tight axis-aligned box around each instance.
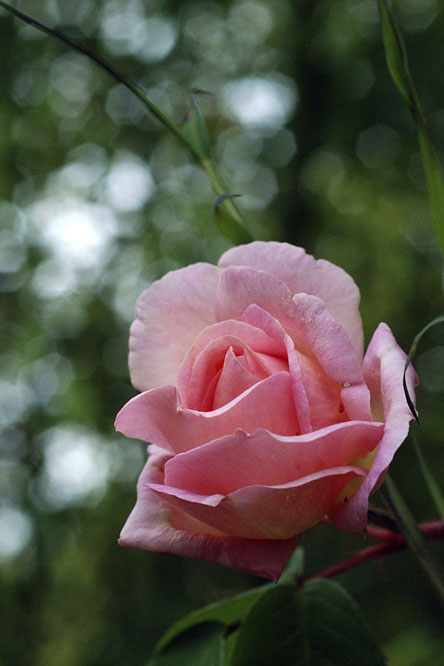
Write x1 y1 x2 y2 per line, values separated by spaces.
119 446 299 580
331 323 418 531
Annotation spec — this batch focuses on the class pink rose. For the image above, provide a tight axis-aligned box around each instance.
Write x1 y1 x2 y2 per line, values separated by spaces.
116 241 416 580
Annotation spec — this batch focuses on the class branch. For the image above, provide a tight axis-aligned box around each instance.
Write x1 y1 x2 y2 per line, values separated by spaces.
301 520 443 585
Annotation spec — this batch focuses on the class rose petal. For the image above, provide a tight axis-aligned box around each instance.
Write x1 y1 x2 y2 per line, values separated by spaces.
183 335 275 411
219 241 363 357
294 351 348 430
178 319 286 407
241 305 312 432
212 347 263 409
115 371 300 454
331 323 418 531
119 445 299 580
291 293 372 422
150 466 365 539
217 273 371 423
216 265 312 356
129 263 220 391
164 421 384 495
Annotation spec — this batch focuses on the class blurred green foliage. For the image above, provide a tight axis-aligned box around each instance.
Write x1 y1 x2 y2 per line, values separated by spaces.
1 1 444 664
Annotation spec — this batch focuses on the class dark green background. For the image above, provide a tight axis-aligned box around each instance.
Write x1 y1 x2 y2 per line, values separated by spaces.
1 1 443 664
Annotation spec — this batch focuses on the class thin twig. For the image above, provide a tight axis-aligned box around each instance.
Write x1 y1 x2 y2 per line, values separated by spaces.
301 520 443 586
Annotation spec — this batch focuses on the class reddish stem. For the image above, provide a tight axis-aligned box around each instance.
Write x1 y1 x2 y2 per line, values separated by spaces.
302 520 443 584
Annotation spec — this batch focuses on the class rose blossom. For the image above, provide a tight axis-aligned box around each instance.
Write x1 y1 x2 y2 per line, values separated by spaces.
116 241 417 580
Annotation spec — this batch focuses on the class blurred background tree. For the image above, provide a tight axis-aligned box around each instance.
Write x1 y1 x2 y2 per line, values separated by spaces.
0 1 444 664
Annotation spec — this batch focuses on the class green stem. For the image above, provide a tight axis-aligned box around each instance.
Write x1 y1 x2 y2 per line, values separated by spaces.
198 157 252 243
0 0 187 146
383 475 444 611
302 521 443 585
200 158 244 224
0 0 252 243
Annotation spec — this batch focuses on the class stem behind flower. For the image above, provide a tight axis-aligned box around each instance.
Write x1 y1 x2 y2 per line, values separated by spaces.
383 475 444 613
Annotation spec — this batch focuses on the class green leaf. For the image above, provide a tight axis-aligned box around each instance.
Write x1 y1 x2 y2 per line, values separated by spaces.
376 0 415 108
417 129 444 260
182 92 213 160
153 583 271 655
230 580 385 666
148 623 225 666
377 0 444 258
230 584 307 666
150 578 386 665
213 194 253 245
199 158 252 244
303 579 386 666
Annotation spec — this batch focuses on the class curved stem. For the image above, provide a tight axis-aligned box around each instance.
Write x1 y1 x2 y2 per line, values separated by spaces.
0 0 251 242
0 1 185 145
302 520 443 585
383 476 444 611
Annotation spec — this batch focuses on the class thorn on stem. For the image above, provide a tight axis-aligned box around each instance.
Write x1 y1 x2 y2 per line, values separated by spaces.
214 193 242 211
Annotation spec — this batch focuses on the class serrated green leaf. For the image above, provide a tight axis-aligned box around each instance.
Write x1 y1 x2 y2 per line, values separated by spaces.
377 0 444 258
147 622 225 666
230 584 308 666
304 579 386 666
153 583 271 655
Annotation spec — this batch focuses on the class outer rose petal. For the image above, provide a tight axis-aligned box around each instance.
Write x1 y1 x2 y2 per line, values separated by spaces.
163 422 384 495
129 263 220 391
150 467 365 539
331 323 418 531
219 241 363 358
115 372 300 454
119 445 299 580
